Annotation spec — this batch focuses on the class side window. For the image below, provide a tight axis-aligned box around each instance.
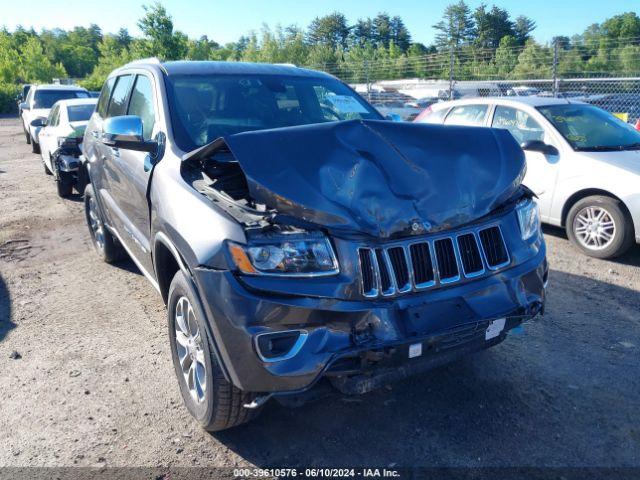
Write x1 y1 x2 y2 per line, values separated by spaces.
444 104 489 126
48 105 59 126
127 75 156 140
96 77 115 118
491 106 545 144
106 75 134 118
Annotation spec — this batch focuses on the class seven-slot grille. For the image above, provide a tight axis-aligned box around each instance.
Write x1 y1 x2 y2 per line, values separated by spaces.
358 225 509 298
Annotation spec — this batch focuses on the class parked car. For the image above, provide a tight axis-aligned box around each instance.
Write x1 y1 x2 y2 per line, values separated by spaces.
20 84 90 153
586 93 640 125
415 97 640 258
82 59 547 431
30 98 97 197
16 84 32 115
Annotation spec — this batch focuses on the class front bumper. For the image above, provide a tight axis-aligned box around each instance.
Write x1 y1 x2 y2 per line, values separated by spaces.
192 244 547 394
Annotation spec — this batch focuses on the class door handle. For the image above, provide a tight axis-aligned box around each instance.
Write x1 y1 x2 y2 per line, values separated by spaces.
111 147 120 158
90 130 99 139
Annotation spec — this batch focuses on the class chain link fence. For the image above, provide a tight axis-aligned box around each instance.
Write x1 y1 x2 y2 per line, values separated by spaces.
306 38 640 123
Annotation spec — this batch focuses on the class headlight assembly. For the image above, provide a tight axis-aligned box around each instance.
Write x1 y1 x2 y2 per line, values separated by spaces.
229 233 339 276
516 198 540 241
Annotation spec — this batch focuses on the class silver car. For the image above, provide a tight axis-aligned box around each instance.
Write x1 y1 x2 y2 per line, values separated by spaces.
416 97 640 258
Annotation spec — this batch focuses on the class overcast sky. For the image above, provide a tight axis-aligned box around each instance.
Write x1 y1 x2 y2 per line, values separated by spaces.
2 0 638 45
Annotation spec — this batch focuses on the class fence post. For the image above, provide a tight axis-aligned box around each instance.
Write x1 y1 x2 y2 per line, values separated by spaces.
449 44 455 100
552 39 559 97
364 59 371 102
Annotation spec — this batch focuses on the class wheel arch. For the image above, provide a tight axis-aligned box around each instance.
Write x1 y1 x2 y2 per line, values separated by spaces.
154 231 190 305
153 231 233 384
561 188 634 229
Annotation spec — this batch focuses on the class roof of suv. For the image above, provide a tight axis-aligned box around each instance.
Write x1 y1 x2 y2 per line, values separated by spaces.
31 84 88 91
120 59 333 79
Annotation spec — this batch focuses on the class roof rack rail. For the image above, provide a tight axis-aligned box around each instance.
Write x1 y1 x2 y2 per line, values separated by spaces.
123 57 162 67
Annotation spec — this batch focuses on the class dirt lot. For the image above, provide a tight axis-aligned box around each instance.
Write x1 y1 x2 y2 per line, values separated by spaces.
1 116 639 471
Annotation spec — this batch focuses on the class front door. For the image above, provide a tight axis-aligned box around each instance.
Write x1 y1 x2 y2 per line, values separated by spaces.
490 105 560 219
105 74 158 275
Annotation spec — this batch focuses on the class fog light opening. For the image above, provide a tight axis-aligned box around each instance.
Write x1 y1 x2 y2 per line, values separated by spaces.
255 330 308 362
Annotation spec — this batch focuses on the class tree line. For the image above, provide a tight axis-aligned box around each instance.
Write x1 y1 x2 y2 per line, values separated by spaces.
1 1 639 112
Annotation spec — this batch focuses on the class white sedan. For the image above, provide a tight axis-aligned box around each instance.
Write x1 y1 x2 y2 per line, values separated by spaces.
31 98 97 197
415 97 640 258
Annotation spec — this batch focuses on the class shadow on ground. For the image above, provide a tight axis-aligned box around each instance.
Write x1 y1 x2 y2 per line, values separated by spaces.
0 274 15 342
212 269 640 468
543 224 640 266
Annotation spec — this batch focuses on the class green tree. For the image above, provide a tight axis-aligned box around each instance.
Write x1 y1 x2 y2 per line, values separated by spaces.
513 15 536 45
20 37 66 82
474 4 514 49
433 1 475 48
494 35 518 76
307 12 350 50
136 2 188 60
513 40 551 78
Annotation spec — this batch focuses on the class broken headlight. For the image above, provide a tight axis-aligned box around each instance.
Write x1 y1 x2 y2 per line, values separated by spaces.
516 198 540 241
229 234 339 276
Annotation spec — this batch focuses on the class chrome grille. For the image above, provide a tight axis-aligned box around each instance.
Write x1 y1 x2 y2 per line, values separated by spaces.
358 225 510 298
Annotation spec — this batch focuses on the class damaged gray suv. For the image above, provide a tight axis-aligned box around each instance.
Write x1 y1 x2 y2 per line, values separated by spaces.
82 59 548 431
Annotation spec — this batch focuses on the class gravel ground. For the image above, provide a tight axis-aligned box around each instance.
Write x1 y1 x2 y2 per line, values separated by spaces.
0 116 639 470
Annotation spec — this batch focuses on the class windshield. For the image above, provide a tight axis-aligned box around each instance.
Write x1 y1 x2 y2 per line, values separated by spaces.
67 104 95 122
166 74 382 152
538 104 640 151
34 90 90 109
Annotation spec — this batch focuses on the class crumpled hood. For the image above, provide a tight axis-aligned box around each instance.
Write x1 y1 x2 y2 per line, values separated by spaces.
222 119 525 238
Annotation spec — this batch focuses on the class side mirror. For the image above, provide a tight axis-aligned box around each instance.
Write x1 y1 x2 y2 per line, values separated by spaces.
101 115 156 153
385 113 402 122
30 118 46 128
20 102 29 111
521 139 558 156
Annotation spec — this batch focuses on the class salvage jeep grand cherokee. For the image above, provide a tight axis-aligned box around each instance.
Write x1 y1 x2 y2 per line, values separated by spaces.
82 59 548 431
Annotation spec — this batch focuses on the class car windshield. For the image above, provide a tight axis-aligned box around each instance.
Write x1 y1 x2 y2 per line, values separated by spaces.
67 104 95 122
538 104 640 151
166 74 382 151
34 90 90 109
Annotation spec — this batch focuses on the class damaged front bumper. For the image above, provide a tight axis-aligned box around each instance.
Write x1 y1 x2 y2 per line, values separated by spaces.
192 243 547 396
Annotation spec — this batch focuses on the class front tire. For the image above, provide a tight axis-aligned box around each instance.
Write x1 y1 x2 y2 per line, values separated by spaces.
566 195 634 259
84 183 125 263
167 271 260 431
23 122 31 144
31 136 40 154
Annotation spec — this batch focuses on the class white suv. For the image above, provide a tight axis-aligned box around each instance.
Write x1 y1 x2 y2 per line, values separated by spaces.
415 97 640 258
20 84 90 154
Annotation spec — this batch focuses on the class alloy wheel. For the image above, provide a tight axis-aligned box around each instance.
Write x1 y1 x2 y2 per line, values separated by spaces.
573 206 616 251
174 296 207 404
88 196 105 251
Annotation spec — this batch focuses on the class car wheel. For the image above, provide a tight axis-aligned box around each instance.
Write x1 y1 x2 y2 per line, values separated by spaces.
23 123 31 144
31 137 40 154
167 270 260 431
84 183 125 263
56 171 74 197
566 195 634 259
43 157 53 175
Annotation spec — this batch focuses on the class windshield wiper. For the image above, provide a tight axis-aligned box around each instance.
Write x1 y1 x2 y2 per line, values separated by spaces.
576 142 640 152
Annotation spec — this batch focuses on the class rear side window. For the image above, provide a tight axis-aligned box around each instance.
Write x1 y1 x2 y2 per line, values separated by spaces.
68 104 96 122
127 75 156 140
48 105 60 126
96 78 115 118
106 75 134 118
444 104 488 126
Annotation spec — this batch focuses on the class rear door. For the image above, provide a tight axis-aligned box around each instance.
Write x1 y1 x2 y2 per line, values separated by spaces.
490 105 560 219
105 73 158 273
443 104 490 127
